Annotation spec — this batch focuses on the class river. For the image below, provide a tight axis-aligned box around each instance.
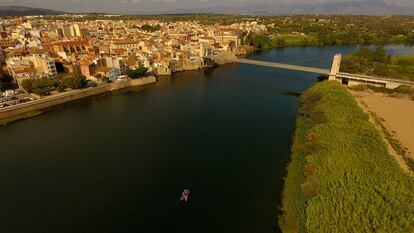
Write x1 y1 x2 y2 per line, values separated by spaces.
0 45 411 233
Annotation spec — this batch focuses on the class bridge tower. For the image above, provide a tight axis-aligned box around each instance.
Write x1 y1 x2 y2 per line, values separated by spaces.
329 54 342 81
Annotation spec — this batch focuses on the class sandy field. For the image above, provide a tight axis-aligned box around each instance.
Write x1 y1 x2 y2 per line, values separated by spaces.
352 91 414 159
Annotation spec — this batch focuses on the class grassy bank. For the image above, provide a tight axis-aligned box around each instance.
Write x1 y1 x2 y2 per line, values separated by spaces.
279 81 414 232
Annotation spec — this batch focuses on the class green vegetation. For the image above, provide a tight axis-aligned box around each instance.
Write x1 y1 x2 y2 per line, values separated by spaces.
249 34 316 50
127 67 148 79
61 76 87 89
251 34 273 50
22 76 87 95
279 81 414 233
341 47 414 81
351 84 414 98
278 35 316 46
140 24 161 32
246 15 414 50
265 16 414 46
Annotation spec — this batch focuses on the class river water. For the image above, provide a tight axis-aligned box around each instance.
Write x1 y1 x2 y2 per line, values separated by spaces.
0 45 411 233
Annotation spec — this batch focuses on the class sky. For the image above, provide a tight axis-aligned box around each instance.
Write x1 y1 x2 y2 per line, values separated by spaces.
1 0 414 14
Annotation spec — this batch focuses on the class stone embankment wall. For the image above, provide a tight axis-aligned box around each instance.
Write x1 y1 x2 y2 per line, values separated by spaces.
0 76 156 125
234 45 255 56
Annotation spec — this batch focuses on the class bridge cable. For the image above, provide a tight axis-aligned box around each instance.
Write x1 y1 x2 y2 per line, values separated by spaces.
283 54 335 65
355 63 383 78
342 57 382 78
268 54 334 66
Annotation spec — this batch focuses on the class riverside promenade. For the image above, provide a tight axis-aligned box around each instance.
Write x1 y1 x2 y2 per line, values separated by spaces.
0 76 156 125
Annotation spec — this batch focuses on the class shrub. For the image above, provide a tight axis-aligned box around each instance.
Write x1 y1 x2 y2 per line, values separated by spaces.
353 84 366 91
393 85 413 94
21 76 86 95
62 76 87 89
32 87 50 95
127 67 148 79
251 34 272 50
140 24 161 32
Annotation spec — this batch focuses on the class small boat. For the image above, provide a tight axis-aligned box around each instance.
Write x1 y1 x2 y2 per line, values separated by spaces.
180 189 190 202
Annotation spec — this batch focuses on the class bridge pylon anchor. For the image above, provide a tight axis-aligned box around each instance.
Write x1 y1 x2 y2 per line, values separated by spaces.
329 54 342 81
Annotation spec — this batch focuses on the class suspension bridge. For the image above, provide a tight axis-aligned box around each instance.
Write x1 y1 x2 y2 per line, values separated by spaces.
205 54 414 89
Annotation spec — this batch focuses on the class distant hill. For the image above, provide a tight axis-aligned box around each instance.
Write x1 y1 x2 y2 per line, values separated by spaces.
2 1 414 17
166 0 414 16
0 6 65 16
278 1 414 15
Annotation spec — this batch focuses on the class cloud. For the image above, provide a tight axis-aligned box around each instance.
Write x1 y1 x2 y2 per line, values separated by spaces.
0 0 412 14
153 0 177 3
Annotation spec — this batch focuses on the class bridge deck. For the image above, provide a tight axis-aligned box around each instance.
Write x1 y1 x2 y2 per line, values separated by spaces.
207 56 330 75
206 56 414 86
337 72 414 85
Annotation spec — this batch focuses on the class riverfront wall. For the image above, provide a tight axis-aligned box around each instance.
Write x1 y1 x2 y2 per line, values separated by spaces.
0 76 156 125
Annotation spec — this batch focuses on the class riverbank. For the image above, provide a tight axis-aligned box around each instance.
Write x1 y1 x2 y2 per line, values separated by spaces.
0 50 239 126
0 76 156 125
0 45 254 126
279 81 414 232
351 90 414 172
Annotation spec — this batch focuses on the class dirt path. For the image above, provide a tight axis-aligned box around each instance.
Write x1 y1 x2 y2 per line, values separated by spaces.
351 90 414 175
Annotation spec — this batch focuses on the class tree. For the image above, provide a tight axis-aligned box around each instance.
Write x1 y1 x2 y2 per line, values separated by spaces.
244 32 255 45
140 24 161 32
32 87 50 96
373 63 389 76
355 47 375 62
272 38 286 48
252 34 272 50
22 80 32 92
127 67 148 79
21 76 86 95
406 32 414 45
62 76 87 89
374 47 388 63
